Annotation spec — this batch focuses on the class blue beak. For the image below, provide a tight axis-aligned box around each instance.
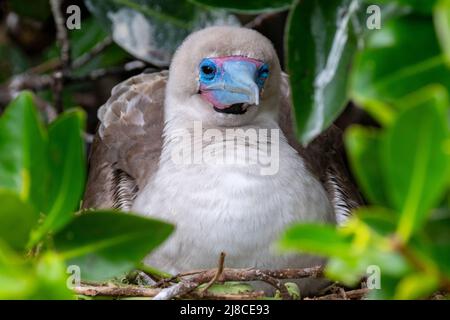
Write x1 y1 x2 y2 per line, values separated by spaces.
199 58 268 110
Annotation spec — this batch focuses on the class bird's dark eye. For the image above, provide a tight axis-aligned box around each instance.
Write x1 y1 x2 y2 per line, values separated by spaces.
202 65 214 74
199 59 217 81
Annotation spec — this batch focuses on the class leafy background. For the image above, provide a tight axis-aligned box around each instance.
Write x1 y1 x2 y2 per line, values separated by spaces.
0 0 449 299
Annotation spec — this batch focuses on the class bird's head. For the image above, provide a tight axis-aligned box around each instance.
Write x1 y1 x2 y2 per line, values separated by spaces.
165 26 282 127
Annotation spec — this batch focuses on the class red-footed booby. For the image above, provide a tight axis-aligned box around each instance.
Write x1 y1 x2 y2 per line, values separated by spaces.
83 26 362 294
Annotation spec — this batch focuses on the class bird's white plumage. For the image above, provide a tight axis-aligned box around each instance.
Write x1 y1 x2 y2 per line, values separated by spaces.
133 105 335 275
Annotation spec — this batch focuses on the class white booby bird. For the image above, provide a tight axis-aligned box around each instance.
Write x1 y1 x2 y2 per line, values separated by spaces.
83 26 361 293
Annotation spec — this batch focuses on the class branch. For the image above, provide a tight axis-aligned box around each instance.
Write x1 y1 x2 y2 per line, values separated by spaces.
305 288 369 300
201 252 226 293
50 0 71 113
50 0 71 70
244 12 281 29
74 284 265 300
72 36 114 69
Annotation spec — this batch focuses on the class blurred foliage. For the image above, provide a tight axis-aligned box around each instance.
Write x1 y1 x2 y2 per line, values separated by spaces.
8 0 52 21
0 92 174 299
0 0 449 300
84 0 239 66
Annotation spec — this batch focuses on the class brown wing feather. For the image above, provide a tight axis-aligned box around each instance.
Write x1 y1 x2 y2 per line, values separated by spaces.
82 71 168 210
278 73 363 223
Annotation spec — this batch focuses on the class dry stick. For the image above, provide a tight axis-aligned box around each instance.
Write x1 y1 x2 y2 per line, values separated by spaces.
244 12 281 29
154 266 324 288
152 281 199 300
201 252 226 293
72 36 114 69
187 266 324 284
255 270 291 300
152 265 324 300
50 0 71 113
391 236 450 292
305 288 369 300
70 60 151 83
73 284 265 300
74 266 326 300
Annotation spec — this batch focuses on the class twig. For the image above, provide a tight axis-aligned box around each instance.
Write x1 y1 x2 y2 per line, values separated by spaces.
72 36 114 69
244 12 281 29
74 266 327 300
187 266 324 284
153 265 324 300
305 288 369 300
50 0 71 70
70 60 151 83
50 0 71 113
201 252 226 293
391 236 450 292
74 284 160 298
73 284 265 300
152 281 199 300
255 270 291 300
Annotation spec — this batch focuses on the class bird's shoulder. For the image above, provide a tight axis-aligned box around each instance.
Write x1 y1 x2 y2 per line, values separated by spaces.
83 71 168 209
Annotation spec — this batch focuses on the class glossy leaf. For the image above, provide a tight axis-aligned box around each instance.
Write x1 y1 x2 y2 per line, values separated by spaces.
357 207 397 236
345 126 389 206
32 253 74 300
287 0 359 144
54 211 174 281
0 242 34 299
279 223 353 259
351 14 450 110
189 0 292 13
382 90 450 241
418 214 450 277
0 243 73 299
395 273 439 299
0 191 39 251
84 0 239 67
434 0 450 66
365 0 438 14
39 110 86 239
8 0 51 21
0 92 47 211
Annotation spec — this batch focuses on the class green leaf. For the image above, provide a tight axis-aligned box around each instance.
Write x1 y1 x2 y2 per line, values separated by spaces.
279 223 353 259
8 0 51 21
351 14 450 112
395 272 439 299
382 90 450 241
54 211 174 281
0 190 39 251
345 126 390 206
32 252 74 300
199 282 253 295
30 110 86 246
287 0 359 144
189 0 292 13
364 0 438 15
0 241 34 299
84 0 239 67
325 257 366 285
417 214 450 277
0 243 74 299
357 207 397 236
0 92 47 211
434 0 450 66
